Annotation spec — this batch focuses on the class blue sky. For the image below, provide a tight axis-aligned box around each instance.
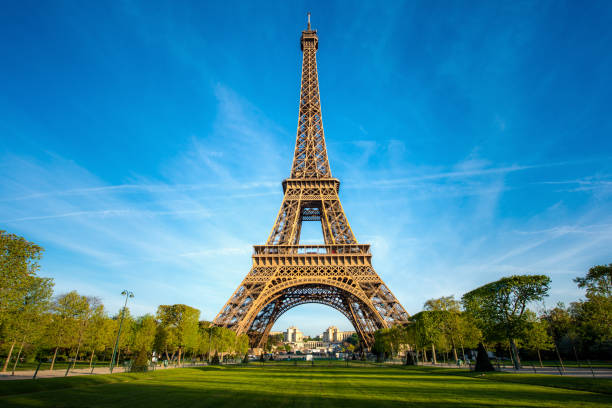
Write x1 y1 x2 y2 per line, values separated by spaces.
1 1 611 336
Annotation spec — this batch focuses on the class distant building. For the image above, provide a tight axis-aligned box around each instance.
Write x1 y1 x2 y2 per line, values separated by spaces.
285 326 303 343
304 340 324 348
322 326 355 343
269 331 283 337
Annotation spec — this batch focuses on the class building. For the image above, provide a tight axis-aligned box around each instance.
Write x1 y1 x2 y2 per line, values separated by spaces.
322 326 355 343
285 326 303 343
304 340 324 348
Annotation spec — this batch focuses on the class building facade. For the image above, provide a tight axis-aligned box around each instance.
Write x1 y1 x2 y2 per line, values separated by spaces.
285 326 304 343
322 326 355 343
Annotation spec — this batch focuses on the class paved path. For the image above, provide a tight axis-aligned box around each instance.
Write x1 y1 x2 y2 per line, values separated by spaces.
417 362 612 378
2 362 611 380
498 366 612 378
0 363 208 381
0 366 128 380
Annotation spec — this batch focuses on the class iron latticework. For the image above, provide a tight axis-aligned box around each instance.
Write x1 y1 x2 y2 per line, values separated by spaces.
214 15 409 348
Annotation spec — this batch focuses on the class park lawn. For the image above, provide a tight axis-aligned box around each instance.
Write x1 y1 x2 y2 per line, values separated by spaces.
404 365 612 395
0 365 611 408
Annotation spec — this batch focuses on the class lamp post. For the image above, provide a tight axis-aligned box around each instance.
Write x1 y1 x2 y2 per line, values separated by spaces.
110 290 134 373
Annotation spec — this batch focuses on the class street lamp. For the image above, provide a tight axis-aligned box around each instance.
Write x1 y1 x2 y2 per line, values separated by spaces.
110 290 134 373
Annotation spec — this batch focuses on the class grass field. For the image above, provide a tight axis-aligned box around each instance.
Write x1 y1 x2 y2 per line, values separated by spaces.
1 364 611 407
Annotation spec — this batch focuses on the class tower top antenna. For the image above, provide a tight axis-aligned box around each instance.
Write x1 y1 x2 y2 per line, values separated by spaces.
307 12 311 30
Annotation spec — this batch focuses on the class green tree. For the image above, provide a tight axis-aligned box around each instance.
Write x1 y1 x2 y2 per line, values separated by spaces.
112 307 135 364
71 296 101 367
156 304 200 364
462 274 551 369
0 231 52 372
1 275 53 372
132 314 157 354
0 231 44 329
236 334 249 357
520 311 554 367
409 311 443 363
572 264 612 358
574 264 612 297
82 305 114 367
197 321 212 360
45 291 90 370
424 296 462 361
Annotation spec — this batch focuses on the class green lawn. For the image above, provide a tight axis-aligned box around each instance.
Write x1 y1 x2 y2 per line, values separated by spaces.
1 365 611 407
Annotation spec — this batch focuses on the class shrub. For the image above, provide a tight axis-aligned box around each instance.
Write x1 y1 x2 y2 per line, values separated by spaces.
131 349 149 372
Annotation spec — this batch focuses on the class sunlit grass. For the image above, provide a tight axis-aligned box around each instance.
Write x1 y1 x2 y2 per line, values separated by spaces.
1 364 610 407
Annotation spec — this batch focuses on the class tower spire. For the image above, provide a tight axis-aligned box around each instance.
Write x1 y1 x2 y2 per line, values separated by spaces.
294 12 329 179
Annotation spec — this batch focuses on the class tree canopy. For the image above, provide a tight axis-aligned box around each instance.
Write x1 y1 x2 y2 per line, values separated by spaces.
462 274 551 368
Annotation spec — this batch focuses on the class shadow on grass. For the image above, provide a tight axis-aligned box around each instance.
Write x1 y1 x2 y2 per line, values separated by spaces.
399 365 612 395
1 366 611 408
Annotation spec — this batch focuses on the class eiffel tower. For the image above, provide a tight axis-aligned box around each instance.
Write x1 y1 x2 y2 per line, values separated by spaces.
214 14 409 348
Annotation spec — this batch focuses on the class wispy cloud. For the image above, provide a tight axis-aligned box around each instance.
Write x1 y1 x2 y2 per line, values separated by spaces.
0 82 290 318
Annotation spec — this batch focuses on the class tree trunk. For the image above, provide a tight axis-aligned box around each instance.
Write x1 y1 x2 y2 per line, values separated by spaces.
554 343 565 371
537 348 543 368
12 341 25 374
89 349 95 368
423 348 427 362
509 338 521 369
178 347 182 365
572 345 581 367
451 337 458 361
431 343 437 364
73 339 83 369
50 346 60 371
2 339 16 372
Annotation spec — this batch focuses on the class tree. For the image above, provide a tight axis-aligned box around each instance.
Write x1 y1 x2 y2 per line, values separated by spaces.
236 334 249 357
82 305 114 367
462 275 551 369
1 275 53 372
0 231 44 329
132 314 157 355
424 296 462 361
197 321 212 360
574 264 612 298
71 296 101 368
520 311 554 367
45 291 90 370
346 333 359 347
571 264 612 358
0 231 52 372
409 311 444 364
372 325 409 361
112 307 135 364
475 342 494 372
156 305 200 364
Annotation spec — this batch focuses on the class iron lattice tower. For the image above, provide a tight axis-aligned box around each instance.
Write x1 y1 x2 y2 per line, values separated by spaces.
214 15 409 348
